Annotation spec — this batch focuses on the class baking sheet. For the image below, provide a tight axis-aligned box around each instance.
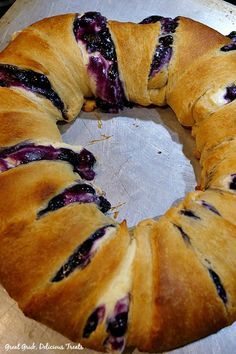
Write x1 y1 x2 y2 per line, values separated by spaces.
0 0 236 353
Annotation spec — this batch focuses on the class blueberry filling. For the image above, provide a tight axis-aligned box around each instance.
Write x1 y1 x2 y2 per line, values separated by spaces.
140 16 178 78
208 268 227 304
227 31 236 41
52 225 115 282
140 15 179 34
229 174 236 190
159 35 173 46
107 312 128 338
0 64 66 118
83 305 106 338
0 142 96 180
88 56 126 112
180 209 200 219
224 85 236 103
73 12 128 112
104 337 125 351
161 17 179 34
174 225 191 245
139 16 164 24
149 45 173 77
74 12 114 60
104 295 130 351
38 183 111 218
200 200 221 216
221 42 236 52
58 147 96 180
0 159 8 171
221 32 236 52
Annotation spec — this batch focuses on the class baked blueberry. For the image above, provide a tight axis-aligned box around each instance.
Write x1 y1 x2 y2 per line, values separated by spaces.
107 312 128 338
208 268 227 304
227 31 236 41
221 43 236 52
229 174 236 190
83 305 106 338
161 17 178 34
159 35 173 46
221 31 236 51
58 147 96 180
224 85 236 103
104 295 130 351
139 15 163 24
99 196 112 213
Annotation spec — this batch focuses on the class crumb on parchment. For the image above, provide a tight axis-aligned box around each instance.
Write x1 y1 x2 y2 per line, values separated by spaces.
89 134 112 145
111 202 126 219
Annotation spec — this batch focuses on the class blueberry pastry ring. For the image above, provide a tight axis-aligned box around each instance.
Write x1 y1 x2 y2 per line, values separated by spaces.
0 11 236 353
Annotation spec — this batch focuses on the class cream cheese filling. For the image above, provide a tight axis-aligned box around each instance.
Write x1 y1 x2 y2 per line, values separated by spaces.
98 238 136 318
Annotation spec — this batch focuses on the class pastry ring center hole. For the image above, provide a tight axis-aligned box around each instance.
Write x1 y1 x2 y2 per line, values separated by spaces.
61 106 199 227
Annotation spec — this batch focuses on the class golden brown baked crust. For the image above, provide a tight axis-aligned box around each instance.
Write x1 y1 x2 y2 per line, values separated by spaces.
0 11 235 354
151 217 228 351
168 50 236 126
109 21 160 106
0 88 61 145
127 219 156 351
167 17 230 101
0 162 79 232
200 141 236 189
184 189 236 226
193 101 236 155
